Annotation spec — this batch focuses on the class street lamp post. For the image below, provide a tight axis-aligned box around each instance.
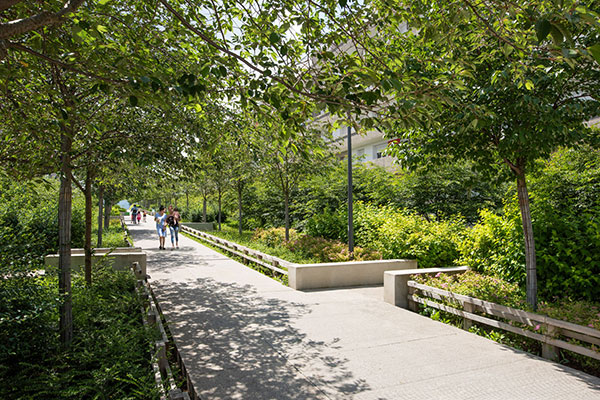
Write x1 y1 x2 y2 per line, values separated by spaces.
347 125 354 255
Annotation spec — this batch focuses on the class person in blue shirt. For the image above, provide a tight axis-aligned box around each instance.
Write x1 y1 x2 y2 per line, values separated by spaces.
154 205 167 249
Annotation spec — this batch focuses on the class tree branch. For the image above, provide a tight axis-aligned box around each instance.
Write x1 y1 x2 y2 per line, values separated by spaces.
0 0 23 12
0 0 85 40
6 42 125 84
157 0 375 113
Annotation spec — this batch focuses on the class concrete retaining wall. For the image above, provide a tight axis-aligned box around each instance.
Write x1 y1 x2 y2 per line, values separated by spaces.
383 266 468 308
45 248 147 276
182 222 214 232
288 259 417 290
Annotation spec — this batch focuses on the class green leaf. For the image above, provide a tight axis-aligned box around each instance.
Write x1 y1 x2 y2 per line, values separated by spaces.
535 19 551 42
129 95 138 107
339 0 347 7
98 0 111 4
525 80 534 90
549 26 563 45
389 78 403 91
269 32 280 44
561 48 578 58
588 44 600 64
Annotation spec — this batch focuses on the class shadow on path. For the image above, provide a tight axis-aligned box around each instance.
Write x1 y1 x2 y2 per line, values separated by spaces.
152 275 370 399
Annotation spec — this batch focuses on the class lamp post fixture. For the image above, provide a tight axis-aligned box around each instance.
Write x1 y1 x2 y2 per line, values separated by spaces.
347 125 354 256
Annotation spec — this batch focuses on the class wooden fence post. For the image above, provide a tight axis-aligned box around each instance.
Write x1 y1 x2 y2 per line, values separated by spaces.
542 324 560 361
463 302 473 331
408 285 417 312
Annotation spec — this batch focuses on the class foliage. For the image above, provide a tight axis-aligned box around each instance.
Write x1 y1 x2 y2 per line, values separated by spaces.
0 178 85 273
252 227 299 247
539 298 600 331
354 202 466 268
458 208 525 284
415 270 527 309
304 211 348 242
198 226 313 264
111 205 127 216
0 276 57 363
0 267 158 399
286 235 381 263
528 146 600 301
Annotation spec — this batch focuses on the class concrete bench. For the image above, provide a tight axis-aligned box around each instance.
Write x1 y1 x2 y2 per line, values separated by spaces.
288 259 417 290
384 266 468 308
44 248 147 276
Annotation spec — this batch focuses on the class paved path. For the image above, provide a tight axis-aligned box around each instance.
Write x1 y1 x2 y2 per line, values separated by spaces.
128 221 600 399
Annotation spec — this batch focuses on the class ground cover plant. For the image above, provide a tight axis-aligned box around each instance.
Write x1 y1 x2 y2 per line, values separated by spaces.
0 266 159 399
0 179 160 398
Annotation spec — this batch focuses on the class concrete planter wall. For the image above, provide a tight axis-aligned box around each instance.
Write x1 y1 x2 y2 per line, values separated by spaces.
288 259 418 290
44 247 147 277
182 222 214 232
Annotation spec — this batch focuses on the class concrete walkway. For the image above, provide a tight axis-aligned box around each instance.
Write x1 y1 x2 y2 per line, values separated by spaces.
128 221 600 399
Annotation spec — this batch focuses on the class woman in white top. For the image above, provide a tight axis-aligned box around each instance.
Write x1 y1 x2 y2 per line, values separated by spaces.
154 205 167 250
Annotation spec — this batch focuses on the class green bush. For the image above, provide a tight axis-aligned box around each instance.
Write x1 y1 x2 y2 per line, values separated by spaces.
527 147 600 301
354 202 466 268
0 180 85 273
414 270 527 309
111 205 127 216
457 207 525 284
252 227 299 246
286 235 381 262
304 211 347 241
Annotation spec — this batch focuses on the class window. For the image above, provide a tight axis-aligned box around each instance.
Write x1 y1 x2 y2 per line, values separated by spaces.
374 143 388 159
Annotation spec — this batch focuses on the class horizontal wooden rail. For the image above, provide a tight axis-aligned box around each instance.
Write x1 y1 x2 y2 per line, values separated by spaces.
181 225 289 276
407 281 600 362
133 264 191 400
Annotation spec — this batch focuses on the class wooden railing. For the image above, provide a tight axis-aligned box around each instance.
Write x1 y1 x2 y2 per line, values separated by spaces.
133 262 193 400
180 225 289 276
407 281 600 362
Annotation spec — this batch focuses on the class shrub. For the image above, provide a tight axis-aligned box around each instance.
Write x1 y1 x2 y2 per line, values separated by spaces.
414 270 527 309
457 208 525 284
354 202 466 268
286 235 381 262
252 227 299 247
304 211 347 241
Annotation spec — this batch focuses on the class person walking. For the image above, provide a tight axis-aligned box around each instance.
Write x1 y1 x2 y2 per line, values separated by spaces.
143 210 147 223
131 205 138 224
154 205 167 249
166 205 181 249
136 209 142 224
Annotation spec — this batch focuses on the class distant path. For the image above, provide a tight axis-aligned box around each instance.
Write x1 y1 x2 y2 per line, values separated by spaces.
127 221 600 399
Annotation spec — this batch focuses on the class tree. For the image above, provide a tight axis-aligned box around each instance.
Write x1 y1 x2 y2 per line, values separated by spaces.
257 116 329 241
383 1 600 309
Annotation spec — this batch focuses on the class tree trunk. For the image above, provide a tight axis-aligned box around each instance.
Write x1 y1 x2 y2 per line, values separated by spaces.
84 168 93 285
97 185 103 248
218 188 222 231
104 194 111 231
284 188 290 242
58 132 73 347
516 173 537 310
237 181 243 236
203 197 207 222
186 191 189 214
